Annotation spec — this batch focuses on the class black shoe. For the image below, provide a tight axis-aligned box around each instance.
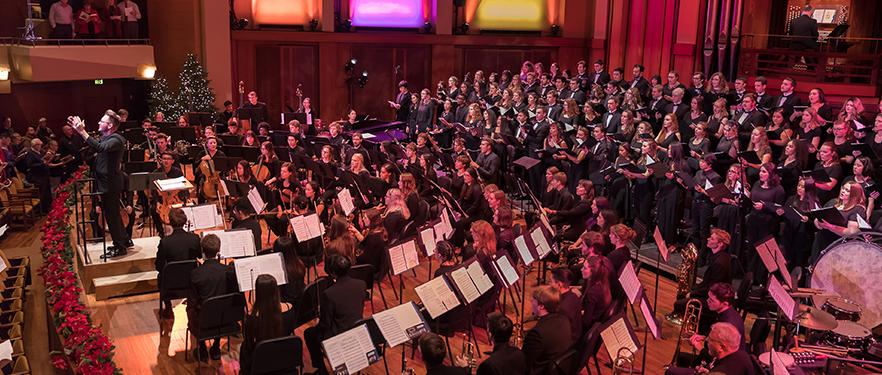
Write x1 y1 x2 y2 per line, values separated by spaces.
100 246 120 259
125 239 135 248
209 344 221 360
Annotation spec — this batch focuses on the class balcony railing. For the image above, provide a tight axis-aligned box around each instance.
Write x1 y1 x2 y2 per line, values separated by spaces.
0 37 150 46
739 34 882 87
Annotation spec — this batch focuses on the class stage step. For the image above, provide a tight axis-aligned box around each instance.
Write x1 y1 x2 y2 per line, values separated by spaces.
76 236 160 295
93 271 158 301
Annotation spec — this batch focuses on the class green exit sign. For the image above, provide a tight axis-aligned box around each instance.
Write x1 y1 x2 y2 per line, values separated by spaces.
94 79 104 85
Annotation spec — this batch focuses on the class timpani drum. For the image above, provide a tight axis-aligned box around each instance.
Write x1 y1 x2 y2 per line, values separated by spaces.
810 233 882 329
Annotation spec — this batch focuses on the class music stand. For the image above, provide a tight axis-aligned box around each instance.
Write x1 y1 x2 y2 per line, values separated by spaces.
129 171 165 236
187 112 214 127
124 161 157 174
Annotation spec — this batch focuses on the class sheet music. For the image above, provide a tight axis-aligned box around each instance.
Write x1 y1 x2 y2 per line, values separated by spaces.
0 340 11 362
435 209 453 240
182 204 220 231
704 179 713 191
645 154 656 165
373 302 426 347
289 214 325 242
322 324 374 374
402 240 420 270
203 229 256 258
419 228 436 257
640 297 660 339
494 255 519 287
361 132 376 139
514 235 534 266
652 227 669 262
530 227 552 259
539 213 554 237
155 176 191 191
617 261 642 304
449 267 481 303
600 318 638 362
338 188 356 216
857 214 872 229
247 187 265 215
0 257 6 274
466 261 493 295
233 253 288 292
768 277 797 321
0 224 8 238
414 276 461 319
389 244 407 275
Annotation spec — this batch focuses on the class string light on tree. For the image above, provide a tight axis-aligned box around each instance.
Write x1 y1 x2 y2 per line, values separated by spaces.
148 76 184 120
177 53 216 115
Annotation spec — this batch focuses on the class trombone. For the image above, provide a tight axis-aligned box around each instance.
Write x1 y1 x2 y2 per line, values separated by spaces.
668 298 703 368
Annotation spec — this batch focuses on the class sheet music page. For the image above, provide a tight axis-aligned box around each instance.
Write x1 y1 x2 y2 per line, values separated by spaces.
247 187 265 214
420 228 436 257
495 255 519 286
530 227 552 259
203 229 256 258
617 261 642 304
434 210 453 241
640 297 660 339
184 204 220 231
768 277 797 320
600 318 638 361
361 132 376 139
373 302 425 347
0 340 11 362
402 240 420 270
0 224 8 238
156 176 190 191
652 227 669 262
389 245 408 275
415 279 446 319
338 188 356 216
233 253 289 292
435 277 461 311
322 325 372 374
514 235 534 266
754 238 779 273
466 261 494 295
857 214 872 229
539 213 554 236
450 268 481 303
289 216 310 242
305 214 325 239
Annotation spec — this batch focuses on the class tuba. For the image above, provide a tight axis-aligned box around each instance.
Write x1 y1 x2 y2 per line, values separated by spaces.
668 298 703 369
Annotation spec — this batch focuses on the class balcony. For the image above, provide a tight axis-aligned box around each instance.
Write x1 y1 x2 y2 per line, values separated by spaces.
0 37 155 85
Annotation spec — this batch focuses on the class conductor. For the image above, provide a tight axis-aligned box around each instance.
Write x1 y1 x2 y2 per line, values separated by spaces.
68 110 133 258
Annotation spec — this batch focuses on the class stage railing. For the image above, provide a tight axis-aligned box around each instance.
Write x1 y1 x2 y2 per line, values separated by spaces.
739 34 882 87
0 37 151 46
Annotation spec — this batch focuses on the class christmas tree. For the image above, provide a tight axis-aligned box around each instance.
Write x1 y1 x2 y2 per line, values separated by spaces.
148 76 185 120
176 53 216 114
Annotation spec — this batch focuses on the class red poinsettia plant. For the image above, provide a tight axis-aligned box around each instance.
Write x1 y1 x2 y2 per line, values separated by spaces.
38 166 121 374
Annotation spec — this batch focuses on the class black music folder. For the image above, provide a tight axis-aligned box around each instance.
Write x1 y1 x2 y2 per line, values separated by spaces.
806 206 848 227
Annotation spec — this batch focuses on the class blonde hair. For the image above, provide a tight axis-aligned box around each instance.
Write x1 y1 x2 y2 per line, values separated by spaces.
610 224 636 244
384 188 411 219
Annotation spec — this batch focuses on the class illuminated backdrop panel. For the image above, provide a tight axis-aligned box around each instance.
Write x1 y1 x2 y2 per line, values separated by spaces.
351 0 425 28
474 0 546 31
252 0 315 26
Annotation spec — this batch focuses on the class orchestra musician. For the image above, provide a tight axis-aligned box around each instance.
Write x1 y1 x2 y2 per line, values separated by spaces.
241 91 270 124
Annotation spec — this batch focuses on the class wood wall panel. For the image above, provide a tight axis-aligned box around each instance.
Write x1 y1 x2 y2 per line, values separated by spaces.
460 48 556 79
347 45 432 121
280 46 319 114
255 46 282 122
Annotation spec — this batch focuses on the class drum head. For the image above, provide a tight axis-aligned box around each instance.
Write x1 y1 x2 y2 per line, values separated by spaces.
832 321 872 339
811 239 882 328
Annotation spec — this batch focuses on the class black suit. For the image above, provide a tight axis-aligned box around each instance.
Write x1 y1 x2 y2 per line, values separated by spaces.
85 132 130 249
774 93 803 120
427 365 470 375
601 110 622 134
590 71 611 86
23 150 51 212
789 14 819 50
186 259 236 332
629 77 651 99
305 275 366 372
733 109 767 132
395 91 412 122
241 101 270 124
709 350 756 375
546 104 563 122
694 251 732 299
475 152 501 185
155 228 201 272
664 101 690 126
755 92 774 111
522 312 572 374
647 97 670 130
476 343 527 375
566 90 586 105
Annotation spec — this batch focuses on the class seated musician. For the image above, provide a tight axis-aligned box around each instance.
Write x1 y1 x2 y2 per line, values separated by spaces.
451 168 489 246
326 214 357 261
195 137 225 201
232 198 262 251
312 145 338 191
579 255 614 336
257 141 280 179
304 254 365 375
343 131 371 169
606 223 635 274
263 162 298 237
477 312 526 375
327 121 344 147
234 160 259 187
222 121 242 144
202 125 224 147
666 284 749 375
382 188 411 242
420 332 470 375
354 209 386 271
488 190 515 249
550 268 583 342
155 207 201 318
186 234 236 362
523 285 573 374
241 130 259 147
671 229 732 318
